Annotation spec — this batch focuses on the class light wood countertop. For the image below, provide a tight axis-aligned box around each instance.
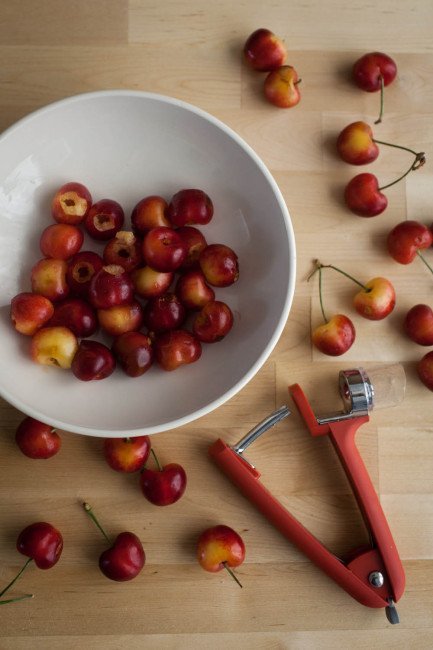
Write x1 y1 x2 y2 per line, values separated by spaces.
1 1 433 648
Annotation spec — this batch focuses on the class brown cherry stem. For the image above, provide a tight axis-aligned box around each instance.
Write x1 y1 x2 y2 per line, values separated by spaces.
416 250 433 276
317 262 369 291
0 557 33 599
223 562 243 588
374 74 384 124
306 260 328 323
82 502 111 545
0 594 34 605
150 448 162 472
378 152 426 191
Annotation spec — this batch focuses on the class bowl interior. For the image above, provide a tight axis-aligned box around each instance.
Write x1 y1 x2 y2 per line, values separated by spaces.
0 91 295 436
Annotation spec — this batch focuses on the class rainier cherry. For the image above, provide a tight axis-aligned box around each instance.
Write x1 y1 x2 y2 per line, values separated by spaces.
309 263 355 356
313 261 396 321
167 189 213 227
196 525 245 588
51 182 92 225
85 199 124 241
387 221 433 271
104 436 151 473
405 304 433 346
31 326 78 368
112 332 154 377
352 52 397 124
243 28 287 72
10 292 54 336
71 340 116 381
154 330 202 371
264 65 301 109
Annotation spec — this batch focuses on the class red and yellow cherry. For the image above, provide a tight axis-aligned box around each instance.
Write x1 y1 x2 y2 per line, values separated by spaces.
167 189 214 227
353 52 397 92
85 199 124 241
196 525 245 588
15 417 61 459
243 28 287 72
71 340 116 381
177 226 208 269
17 522 63 569
131 266 174 299
142 227 187 272
154 329 202 371
405 305 433 346
31 326 78 368
352 52 397 124
131 196 171 235
140 449 187 506
66 251 103 297
387 220 433 264
143 293 186 332
336 122 379 165
82 503 145 582
10 292 54 336
97 300 143 337
104 435 151 472
103 231 142 272
31 258 70 302
48 298 98 338
417 351 433 391
312 315 356 356
88 265 134 309
193 300 234 342
51 182 92 225
344 173 388 217
264 65 301 108
40 224 83 260
176 270 215 310
112 331 154 377
353 277 396 320
199 244 239 287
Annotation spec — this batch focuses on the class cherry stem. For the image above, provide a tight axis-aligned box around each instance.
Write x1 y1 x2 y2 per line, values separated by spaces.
372 138 420 158
316 262 368 291
0 594 34 605
416 250 433 276
82 502 111 545
374 74 384 124
318 265 328 323
378 152 426 191
294 78 302 85
150 448 162 472
223 562 243 588
0 557 32 599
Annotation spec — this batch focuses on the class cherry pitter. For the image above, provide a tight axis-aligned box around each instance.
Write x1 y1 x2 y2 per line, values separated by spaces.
209 363 405 624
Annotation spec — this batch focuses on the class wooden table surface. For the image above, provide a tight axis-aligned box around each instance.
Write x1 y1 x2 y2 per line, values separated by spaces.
1 1 433 648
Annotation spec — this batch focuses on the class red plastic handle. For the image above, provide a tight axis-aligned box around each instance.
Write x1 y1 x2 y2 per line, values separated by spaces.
209 438 389 608
289 383 405 603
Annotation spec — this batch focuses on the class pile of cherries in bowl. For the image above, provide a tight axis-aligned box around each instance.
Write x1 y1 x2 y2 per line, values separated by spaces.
10 183 239 380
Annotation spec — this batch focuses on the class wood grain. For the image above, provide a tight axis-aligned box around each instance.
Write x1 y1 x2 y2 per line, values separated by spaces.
1 0 433 647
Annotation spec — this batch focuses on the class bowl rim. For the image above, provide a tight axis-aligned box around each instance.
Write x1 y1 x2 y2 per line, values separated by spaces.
0 90 296 437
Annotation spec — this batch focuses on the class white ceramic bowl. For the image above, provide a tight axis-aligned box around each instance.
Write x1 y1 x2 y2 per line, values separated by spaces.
0 91 296 437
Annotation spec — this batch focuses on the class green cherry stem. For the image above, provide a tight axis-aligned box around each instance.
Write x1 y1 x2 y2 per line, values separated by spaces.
0 594 34 605
150 448 162 472
378 152 426 191
318 263 369 291
82 502 111 545
372 138 420 157
374 74 384 124
0 557 33 599
223 562 243 588
416 250 433 276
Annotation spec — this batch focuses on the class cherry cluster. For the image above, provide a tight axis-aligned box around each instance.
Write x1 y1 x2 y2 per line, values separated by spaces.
336 53 426 218
10 183 239 380
243 28 301 109
2 418 245 600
